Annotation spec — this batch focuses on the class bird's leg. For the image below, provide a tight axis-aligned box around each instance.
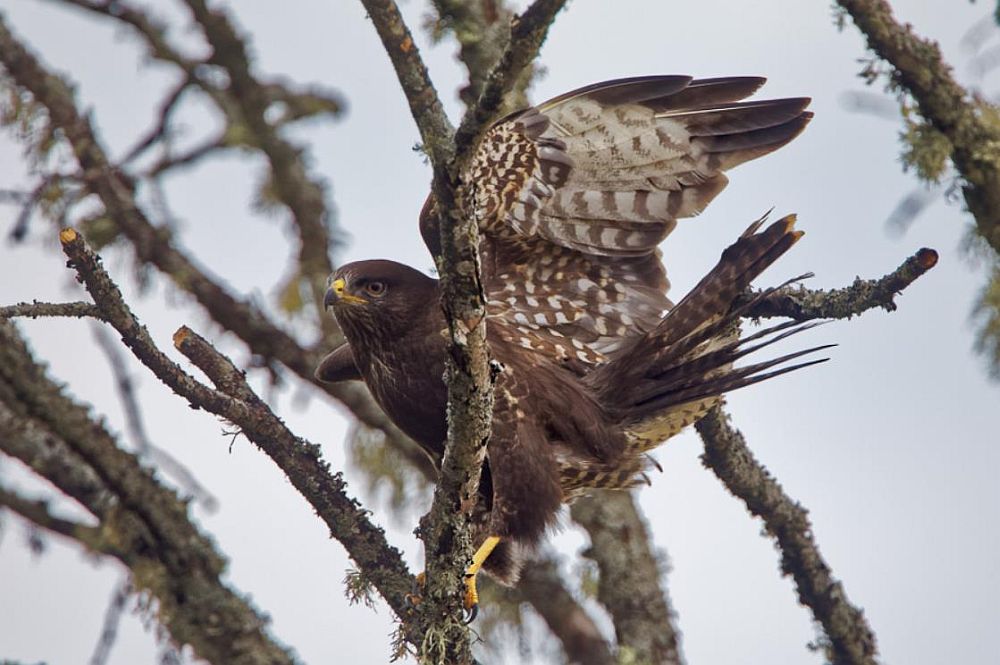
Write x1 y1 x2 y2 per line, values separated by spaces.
404 536 500 621
463 535 500 622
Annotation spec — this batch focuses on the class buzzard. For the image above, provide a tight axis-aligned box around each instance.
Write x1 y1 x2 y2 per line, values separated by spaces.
317 76 824 613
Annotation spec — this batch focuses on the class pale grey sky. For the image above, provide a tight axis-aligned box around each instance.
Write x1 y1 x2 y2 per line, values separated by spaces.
1 1 997 664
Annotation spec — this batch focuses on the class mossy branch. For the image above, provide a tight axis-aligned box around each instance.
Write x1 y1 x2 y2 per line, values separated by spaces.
696 406 879 665
56 227 418 627
0 13 416 461
836 0 1000 255
740 247 938 320
571 492 682 665
0 320 298 665
359 2 567 660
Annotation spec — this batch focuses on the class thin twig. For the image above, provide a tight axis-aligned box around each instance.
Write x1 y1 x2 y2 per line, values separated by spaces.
143 134 227 178
88 579 130 665
120 75 194 166
0 301 105 320
695 406 879 665
741 247 938 320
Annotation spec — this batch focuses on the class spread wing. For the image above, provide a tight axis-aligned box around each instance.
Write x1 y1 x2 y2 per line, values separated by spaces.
421 75 811 369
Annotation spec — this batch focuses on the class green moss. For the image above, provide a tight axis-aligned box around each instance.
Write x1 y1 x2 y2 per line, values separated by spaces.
973 263 1000 379
344 567 377 610
900 118 952 183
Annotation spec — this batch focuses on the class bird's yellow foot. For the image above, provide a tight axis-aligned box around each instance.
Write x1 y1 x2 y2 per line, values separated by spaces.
407 536 501 623
462 535 501 623
463 571 480 623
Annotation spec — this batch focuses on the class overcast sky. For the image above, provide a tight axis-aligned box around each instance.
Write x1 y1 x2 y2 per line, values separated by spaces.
1 1 998 664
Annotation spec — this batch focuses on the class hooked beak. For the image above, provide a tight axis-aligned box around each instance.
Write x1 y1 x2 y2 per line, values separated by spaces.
325 277 366 308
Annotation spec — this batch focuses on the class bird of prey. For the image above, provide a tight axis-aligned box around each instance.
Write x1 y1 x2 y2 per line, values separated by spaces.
317 75 824 614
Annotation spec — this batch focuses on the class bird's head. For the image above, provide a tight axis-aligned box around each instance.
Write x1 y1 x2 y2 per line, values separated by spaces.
324 259 440 341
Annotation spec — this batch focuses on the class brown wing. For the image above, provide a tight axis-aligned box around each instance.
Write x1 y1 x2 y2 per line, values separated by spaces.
421 76 811 368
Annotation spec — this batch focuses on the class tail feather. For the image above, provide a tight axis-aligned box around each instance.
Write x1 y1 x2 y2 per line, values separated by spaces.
588 214 828 425
634 346 832 414
654 214 803 348
627 322 831 408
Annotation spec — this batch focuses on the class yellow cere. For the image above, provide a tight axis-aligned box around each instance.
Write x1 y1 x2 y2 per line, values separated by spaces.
330 278 367 305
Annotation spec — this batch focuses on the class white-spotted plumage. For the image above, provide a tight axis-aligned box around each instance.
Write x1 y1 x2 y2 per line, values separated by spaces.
414 76 815 496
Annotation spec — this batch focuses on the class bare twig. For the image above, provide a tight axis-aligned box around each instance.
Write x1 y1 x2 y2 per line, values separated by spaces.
88 579 130 665
0 483 105 549
143 133 227 178
741 247 938 320
836 0 1000 254
120 76 194 166
696 406 879 665
571 492 683 665
0 300 105 320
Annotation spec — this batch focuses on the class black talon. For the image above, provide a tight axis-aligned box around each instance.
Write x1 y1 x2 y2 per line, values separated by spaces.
464 603 479 624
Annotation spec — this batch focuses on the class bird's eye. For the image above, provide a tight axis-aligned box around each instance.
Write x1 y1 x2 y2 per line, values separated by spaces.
365 281 387 297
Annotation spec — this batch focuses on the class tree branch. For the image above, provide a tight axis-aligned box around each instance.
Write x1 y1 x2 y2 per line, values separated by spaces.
56 226 418 625
180 0 341 334
0 483 107 551
361 2 567 660
0 14 416 459
836 0 1000 254
571 492 683 665
0 300 105 320
696 406 879 665
419 6 634 661
0 320 299 665
740 247 938 320
359 0 457 164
